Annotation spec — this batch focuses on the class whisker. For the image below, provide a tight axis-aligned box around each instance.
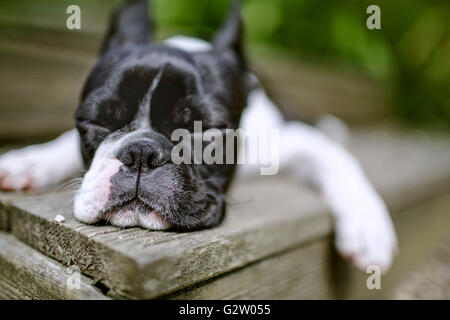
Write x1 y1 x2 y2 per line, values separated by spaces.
56 177 84 192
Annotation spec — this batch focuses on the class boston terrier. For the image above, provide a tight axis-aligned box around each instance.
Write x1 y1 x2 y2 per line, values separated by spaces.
0 0 397 272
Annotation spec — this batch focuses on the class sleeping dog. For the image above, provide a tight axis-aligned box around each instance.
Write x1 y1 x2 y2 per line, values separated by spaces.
0 0 397 272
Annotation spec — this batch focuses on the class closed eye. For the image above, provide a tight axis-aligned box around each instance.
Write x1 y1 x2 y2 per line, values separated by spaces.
87 121 113 132
76 121 112 140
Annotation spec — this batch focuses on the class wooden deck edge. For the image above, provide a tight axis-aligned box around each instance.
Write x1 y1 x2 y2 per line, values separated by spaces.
164 236 337 299
2 191 449 300
1 129 450 299
7 191 332 299
393 237 450 299
164 192 450 299
0 191 38 231
8 203 143 299
0 232 109 300
0 202 10 231
139 209 332 299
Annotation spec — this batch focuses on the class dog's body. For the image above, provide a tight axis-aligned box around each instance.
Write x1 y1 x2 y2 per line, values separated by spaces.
0 0 397 272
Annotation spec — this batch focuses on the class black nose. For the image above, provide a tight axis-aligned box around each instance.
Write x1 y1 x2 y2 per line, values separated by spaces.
117 140 168 169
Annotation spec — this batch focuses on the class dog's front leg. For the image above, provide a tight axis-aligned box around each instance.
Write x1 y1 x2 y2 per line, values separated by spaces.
240 88 398 273
0 129 83 190
280 121 398 272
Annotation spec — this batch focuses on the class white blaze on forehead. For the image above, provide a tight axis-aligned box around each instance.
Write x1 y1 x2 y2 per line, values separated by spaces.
133 68 164 130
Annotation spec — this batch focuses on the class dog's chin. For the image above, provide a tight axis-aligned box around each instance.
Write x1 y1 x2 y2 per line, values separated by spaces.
102 201 172 230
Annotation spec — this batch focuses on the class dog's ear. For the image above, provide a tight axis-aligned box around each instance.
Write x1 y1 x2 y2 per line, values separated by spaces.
212 1 245 68
100 0 152 55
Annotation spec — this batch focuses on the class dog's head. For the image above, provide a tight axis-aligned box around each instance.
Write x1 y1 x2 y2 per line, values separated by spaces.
73 0 247 230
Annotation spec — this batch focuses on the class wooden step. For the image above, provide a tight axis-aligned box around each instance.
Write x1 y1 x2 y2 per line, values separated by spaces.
0 4 390 143
394 237 450 299
0 232 108 299
1 128 450 299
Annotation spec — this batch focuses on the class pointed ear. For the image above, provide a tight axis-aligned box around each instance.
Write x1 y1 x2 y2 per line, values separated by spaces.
212 1 245 68
100 0 152 55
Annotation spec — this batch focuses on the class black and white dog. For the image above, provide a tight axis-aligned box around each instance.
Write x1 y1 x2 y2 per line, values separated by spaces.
0 0 397 272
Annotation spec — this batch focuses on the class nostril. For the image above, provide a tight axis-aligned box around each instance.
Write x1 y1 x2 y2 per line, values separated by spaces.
118 148 135 167
117 140 167 169
147 149 166 168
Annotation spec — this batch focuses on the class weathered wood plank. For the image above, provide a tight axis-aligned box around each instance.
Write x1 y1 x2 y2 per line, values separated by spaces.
0 148 27 230
168 192 450 300
0 232 108 300
332 192 450 299
0 38 93 142
3 129 450 299
349 130 450 212
167 238 336 299
252 52 389 123
0 192 25 231
0 198 9 230
394 238 450 299
391 195 450 300
8 181 331 299
0 21 390 142
0 191 50 231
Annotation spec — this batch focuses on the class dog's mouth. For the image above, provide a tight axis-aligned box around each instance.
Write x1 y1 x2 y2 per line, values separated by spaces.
100 198 172 230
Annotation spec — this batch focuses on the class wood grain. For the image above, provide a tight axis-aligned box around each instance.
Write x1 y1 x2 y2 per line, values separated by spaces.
0 232 108 300
2 129 449 299
8 180 331 299
167 238 337 299
0 201 9 231
0 7 390 142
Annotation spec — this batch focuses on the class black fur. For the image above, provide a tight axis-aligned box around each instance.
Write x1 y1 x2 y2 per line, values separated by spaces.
75 0 247 230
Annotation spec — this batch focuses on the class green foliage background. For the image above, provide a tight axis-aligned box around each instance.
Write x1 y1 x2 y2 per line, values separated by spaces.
153 0 450 129
0 0 448 128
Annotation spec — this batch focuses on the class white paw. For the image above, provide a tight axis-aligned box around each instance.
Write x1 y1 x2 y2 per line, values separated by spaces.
334 199 398 274
317 144 399 273
0 146 57 191
0 130 83 191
